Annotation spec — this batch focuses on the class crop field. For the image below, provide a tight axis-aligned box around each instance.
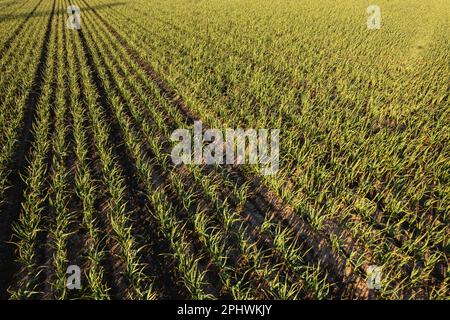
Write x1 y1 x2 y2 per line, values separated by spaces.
0 0 448 300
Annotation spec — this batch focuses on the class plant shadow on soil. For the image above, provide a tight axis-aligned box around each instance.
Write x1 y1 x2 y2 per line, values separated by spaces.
0 2 125 22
